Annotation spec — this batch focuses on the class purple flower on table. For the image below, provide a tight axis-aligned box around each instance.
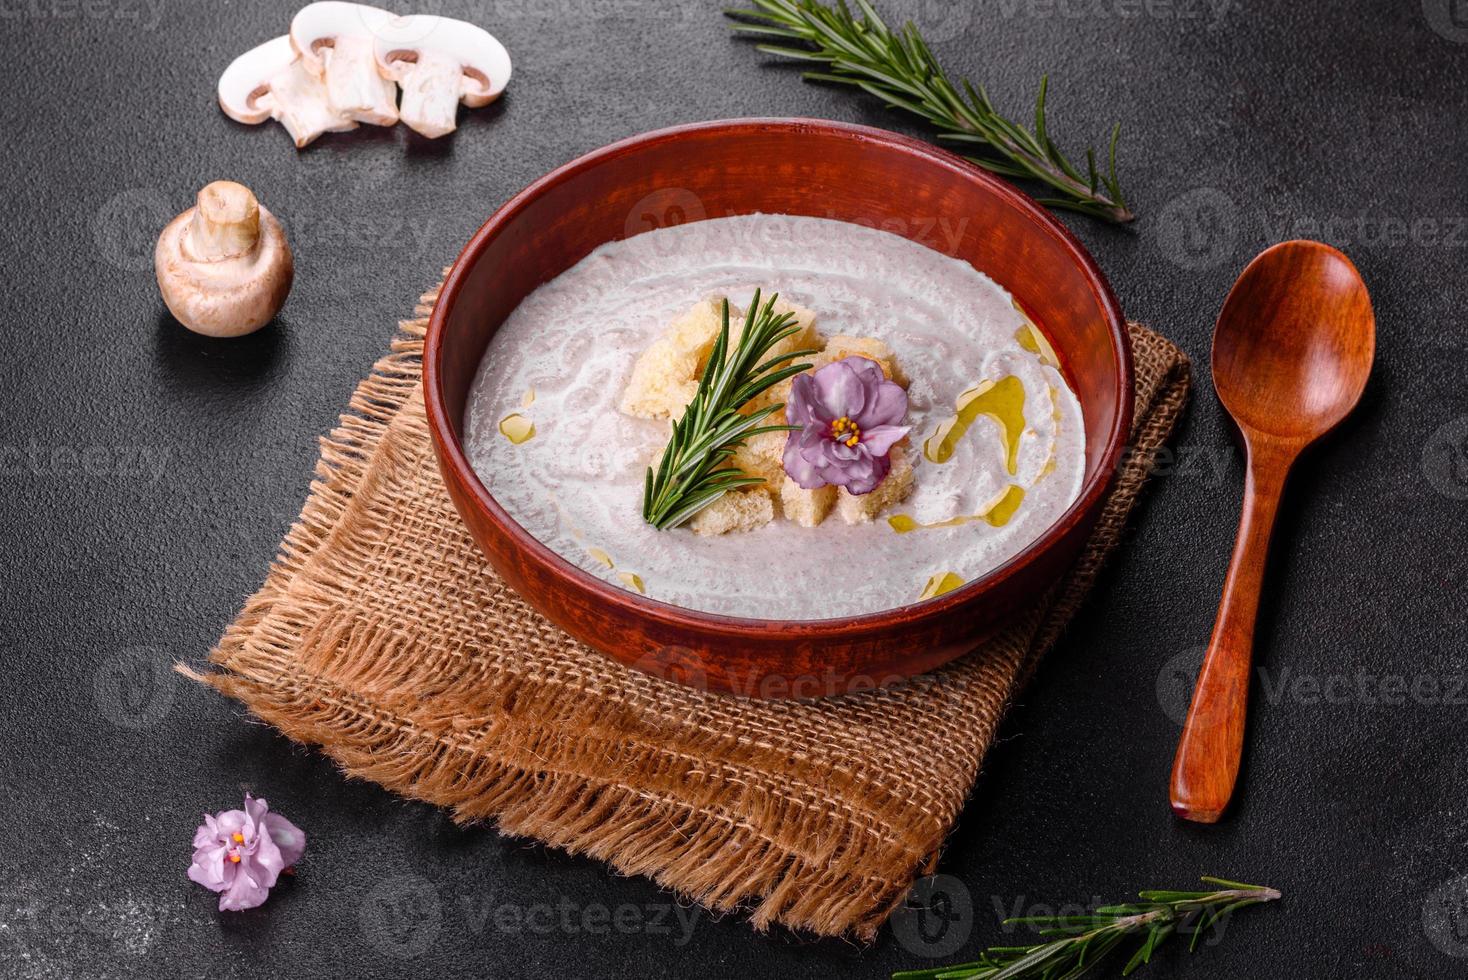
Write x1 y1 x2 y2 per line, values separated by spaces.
783 356 910 495
188 794 305 911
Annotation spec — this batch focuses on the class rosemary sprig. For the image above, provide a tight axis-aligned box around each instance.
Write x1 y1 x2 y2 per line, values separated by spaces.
725 0 1134 223
642 291 818 530
894 878 1281 980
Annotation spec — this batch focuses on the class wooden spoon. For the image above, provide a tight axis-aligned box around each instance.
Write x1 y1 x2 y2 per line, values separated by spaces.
1170 240 1375 823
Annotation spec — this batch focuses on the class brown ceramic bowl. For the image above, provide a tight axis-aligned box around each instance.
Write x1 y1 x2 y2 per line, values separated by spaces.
425 118 1132 698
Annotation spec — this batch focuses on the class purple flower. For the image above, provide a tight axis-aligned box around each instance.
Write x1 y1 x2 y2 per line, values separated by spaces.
188 794 305 911
783 356 910 495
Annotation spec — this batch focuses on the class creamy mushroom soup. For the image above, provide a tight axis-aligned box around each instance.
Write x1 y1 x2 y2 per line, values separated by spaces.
464 214 1086 620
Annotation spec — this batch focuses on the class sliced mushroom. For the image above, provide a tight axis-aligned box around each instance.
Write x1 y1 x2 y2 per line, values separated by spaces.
155 181 294 338
218 35 356 148
290 2 399 127
371 15 511 139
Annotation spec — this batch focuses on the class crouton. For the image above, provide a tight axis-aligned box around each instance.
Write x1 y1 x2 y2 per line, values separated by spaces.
619 297 727 419
812 335 909 387
688 487 775 536
780 477 838 528
746 377 795 419
837 444 915 524
728 425 789 486
621 297 821 421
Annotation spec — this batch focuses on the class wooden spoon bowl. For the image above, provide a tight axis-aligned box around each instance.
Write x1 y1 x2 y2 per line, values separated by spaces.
1212 243 1376 442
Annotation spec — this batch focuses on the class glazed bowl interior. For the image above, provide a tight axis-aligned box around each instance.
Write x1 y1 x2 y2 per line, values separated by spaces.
425 119 1130 694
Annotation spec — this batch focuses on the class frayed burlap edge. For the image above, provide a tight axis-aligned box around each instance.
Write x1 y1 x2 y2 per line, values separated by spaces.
184 279 1191 940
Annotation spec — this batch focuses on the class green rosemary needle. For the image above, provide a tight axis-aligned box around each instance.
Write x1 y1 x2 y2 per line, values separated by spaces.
726 0 1134 223
642 291 817 530
894 878 1281 980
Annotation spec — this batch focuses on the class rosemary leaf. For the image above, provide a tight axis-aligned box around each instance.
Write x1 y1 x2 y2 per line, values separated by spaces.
726 0 1135 223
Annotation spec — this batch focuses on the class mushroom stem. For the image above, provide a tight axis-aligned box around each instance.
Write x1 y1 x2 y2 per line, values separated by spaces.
319 36 398 126
187 182 261 261
267 57 357 148
395 52 464 139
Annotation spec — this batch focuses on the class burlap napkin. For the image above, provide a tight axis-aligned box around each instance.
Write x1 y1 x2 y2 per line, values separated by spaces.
188 281 1191 940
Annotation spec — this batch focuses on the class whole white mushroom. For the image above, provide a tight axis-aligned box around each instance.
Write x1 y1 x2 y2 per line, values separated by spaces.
155 181 294 338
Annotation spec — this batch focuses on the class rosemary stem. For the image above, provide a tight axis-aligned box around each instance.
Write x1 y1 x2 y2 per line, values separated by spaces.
728 0 1136 223
895 879 1281 980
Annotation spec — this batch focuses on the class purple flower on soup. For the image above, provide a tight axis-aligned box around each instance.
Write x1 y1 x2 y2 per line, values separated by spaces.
188 794 305 911
783 356 910 495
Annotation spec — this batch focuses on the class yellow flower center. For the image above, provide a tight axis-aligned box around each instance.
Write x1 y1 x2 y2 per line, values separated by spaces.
232 832 245 844
830 415 861 448
229 853 241 863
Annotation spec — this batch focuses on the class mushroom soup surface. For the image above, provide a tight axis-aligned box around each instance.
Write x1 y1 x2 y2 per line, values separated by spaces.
463 214 1086 620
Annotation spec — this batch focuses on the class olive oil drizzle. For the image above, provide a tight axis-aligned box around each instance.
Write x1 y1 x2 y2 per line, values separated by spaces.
918 571 965 601
888 484 1027 534
1035 382 1063 481
1014 322 1061 369
923 375 1027 474
582 546 646 596
498 413 536 444
1013 300 1061 369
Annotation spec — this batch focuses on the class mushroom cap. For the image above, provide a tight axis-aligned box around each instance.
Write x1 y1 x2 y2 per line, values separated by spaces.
155 186 294 339
218 35 298 125
289 1 396 76
371 15 512 107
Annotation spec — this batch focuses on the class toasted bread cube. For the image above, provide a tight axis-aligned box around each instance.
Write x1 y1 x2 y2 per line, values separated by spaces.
688 487 775 536
620 297 727 419
780 477 837 528
837 444 915 524
729 424 789 486
622 296 824 422
813 335 909 388
744 376 798 421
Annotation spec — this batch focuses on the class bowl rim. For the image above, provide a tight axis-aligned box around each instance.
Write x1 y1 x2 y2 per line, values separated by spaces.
425 117 1133 636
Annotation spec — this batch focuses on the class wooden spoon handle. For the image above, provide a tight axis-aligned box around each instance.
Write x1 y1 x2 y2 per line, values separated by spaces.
1170 443 1290 823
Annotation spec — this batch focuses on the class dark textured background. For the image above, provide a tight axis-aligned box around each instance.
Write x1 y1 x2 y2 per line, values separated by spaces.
2 1 1466 977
